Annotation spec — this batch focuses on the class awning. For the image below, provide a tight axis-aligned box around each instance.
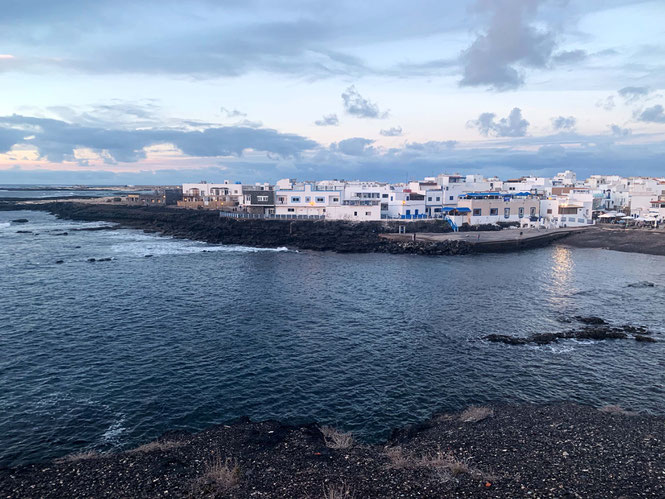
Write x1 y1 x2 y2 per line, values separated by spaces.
441 206 471 213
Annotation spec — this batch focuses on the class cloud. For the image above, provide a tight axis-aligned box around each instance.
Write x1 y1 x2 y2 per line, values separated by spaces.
609 124 631 137
596 96 615 111
220 107 247 118
0 114 318 163
314 114 339 126
341 86 388 119
618 86 650 103
636 104 665 123
380 126 403 137
551 115 576 131
551 49 587 65
538 144 566 158
404 140 457 152
459 0 557 90
468 107 529 137
332 137 375 156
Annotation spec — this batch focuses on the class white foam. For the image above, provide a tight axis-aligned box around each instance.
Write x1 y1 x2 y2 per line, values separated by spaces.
108 231 289 257
0 222 10 229
101 415 126 442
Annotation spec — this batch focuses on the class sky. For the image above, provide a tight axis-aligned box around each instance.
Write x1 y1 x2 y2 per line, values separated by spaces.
1 0 664 185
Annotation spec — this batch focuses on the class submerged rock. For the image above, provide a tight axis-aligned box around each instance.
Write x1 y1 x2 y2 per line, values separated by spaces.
635 335 657 343
87 258 96 262
574 316 607 325
11 218 29 223
55 260 64 264
627 281 656 288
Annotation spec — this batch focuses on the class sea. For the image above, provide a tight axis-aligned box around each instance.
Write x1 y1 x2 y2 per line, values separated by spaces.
1 201 664 467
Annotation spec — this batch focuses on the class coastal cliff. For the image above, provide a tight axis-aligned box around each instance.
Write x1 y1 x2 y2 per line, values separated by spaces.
1 403 663 498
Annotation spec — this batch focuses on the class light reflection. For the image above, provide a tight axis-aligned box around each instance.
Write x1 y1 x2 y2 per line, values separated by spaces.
547 246 576 305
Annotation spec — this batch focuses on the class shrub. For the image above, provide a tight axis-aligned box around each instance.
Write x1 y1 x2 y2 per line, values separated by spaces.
196 456 239 493
320 426 354 449
322 481 354 498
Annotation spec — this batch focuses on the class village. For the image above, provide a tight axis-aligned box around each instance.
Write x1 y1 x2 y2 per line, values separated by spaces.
123 170 665 230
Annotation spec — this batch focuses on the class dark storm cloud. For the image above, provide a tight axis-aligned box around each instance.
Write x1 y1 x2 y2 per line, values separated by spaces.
636 105 665 123
459 0 557 90
551 115 576 131
0 115 318 163
341 86 388 119
468 108 529 137
314 114 339 126
379 126 403 137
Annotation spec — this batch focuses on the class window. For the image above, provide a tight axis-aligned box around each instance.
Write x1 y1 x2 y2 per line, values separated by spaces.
305 197 311 202
257 195 268 202
406 195 410 201
547 208 552 214
473 208 482 216
365 211 371 216
530 207 536 217
449 196 454 201
490 208 498 216
504 208 510 218
518 207 524 218
436 197 440 201
332 197 339 202
390 196 394 201
287 208 295 212
291 196 300 203
578 218 584 223
382 193 389 198
354 211 358 216
428 197 432 201
315 197 325 203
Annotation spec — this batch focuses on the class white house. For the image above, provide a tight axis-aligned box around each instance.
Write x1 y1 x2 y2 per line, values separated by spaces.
457 193 540 225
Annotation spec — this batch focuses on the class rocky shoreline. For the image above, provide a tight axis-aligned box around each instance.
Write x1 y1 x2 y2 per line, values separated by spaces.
1 403 663 498
1 201 473 255
562 226 665 256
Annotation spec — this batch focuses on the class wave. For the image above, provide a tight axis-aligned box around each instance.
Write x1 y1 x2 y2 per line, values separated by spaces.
0 222 10 229
108 232 289 257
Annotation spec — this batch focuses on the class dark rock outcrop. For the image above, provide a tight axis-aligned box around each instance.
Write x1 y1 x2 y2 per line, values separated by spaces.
485 321 657 346
11 218 29 223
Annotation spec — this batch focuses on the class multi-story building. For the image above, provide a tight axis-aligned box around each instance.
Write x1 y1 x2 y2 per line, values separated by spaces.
457 193 540 225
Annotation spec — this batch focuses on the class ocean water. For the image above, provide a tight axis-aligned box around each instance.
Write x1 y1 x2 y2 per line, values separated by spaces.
1 210 665 467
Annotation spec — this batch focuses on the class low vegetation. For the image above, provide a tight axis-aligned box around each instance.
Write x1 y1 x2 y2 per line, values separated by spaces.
128 440 183 453
54 450 100 463
320 426 354 449
459 405 494 423
195 456 239 494
385 446 495 484
599 405 637 416
322 481 354 499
